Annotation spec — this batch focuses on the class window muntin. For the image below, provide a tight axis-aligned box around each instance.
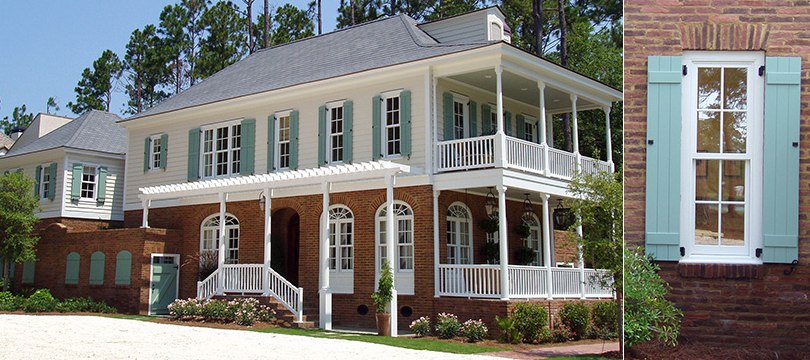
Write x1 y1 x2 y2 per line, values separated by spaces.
328 104 344 163
523 117 536 142
39 165 51 199
150 136 162 170
383 94 401 157
201 122 241 179
522 213 542 265
452 95 469 139
446 203 472 264
376 202 414 271
80 166 96 199
200 214 240 264
276 113 291 170
328 205 353 271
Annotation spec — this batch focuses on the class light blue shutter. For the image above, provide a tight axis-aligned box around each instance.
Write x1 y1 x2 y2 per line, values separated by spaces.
187 128 201 181
400 90 411 157
34 165 41 197
644 56 682 261
143 137 150 171
159 134 168 169
290 111 299 170
115 251 132 285
443 92 454 140
22 261 35 284
89 251 105 285
240 118 256 175
762 57 801 264
48 163 57 200
516 114 526 139
71 163 83 201
318 105 327 166
96 167 107 205
344 101 353 163
505 112 512 136
482 105 492 134
267 114 276 172
372 96 382 160
65 252 80 285
469 100 478 137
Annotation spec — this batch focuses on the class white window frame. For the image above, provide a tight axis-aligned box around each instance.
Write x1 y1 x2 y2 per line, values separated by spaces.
488 103 500 134
200 119 242 179
200 213 240 264
148 134 162 171
375 201 415 295
326 101 345 164
446 202 473 264
522 213 542 266
680 51 764 264
452 93 470 139
522 114 538 142
274 111 292 171
381 90 402 158
80 165 97 200
328 205 354 272
39 163 51 200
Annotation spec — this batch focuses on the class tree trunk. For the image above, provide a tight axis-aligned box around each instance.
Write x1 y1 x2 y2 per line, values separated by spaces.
2 259 9 292
350 0 356 26
317 0 322 34
246 0 254 53
557 0 571 151
263 0 270 48
532 0 544 55
617 287 625 353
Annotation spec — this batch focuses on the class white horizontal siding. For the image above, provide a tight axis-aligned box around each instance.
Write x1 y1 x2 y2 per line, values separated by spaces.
0 150 65 219
420 13 488 44
63 154 125 221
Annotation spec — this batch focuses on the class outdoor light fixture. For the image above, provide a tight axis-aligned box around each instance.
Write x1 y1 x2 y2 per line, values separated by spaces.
259 192 266 212
553 199 567 228
485 187 497 216
522 193 533 218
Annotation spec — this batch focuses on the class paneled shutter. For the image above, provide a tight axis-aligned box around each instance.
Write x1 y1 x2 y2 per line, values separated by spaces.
344 100 354 163
89 251 105 285
400 90 412 157
482 104 492 134
65 252 80 285
644 56 682 261
290 110 299 170
22 261 35 284
469 100 478 137
516 114 526 139
115 251 132 285
372 96 382 160
240 118 256 175
143 137 150 172
48 163 57 200
34 165 41 197
159 134 168 169
187 128 201 181
318 105 327 166
505 111 512 136
71 163 83 201
443 92 454 140
96 167 107 205
267 114 276 172
762 56 801 263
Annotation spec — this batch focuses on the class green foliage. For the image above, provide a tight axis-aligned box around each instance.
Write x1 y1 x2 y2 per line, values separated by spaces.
409 316 431 337
479 241 499 264
559 302 590 340
124 24 170 114
624 247 682 347
0 291 24 311
168 297 275 325
495 315 522 344
513 246 535 266
55 297 117 313
272 4 315 45
158 3 192 95
591 301 618 337
336 0 383 29
372 261 393 313
435 312 461 339
46 97 60 114
0 172 40 291
23 289 58 312
479 217 498 234
197 1 246 80
0 104 34 135
68 49 123 114
515 222 531 238
460 319 488 342
511 303 548 343
551 321 573 342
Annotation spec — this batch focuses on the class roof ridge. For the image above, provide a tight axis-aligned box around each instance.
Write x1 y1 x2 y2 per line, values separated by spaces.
254 14 399 55
63 111 93 148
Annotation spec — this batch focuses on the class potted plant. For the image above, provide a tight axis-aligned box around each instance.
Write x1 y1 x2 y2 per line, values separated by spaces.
479 216 499 234
515 222 531 239
514 246 536 266
480 241 500 264
372 261 394 336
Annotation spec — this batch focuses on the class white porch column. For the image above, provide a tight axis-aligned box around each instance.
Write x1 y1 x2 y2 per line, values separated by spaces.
262 188 273 296
217 193 227 295
494 65 506 168
571 94 580 171
433 190 440 298
577 218 586 299
497 185 509 300
538 82 549 175
385 174 398 336
141 199 150 228
319 182 332 330
604 105 614 173
541 194 553 300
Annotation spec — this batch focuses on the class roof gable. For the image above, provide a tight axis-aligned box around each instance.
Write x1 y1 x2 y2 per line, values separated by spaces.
4 110 125 158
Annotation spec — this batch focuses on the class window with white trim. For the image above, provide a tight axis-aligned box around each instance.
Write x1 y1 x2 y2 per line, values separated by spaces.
488 105 501 134
523 116 537 142
329 205 353 271
276 112 291 170
682 51 763 262
446 202 472 264
80 165 97 199
327 103 344 163
452 95 469 139
382 93 401 157
149 135 162 170
39 165 51 200
200 214 240 264
201 121 241 178
376 202 414 271
522 213 542 265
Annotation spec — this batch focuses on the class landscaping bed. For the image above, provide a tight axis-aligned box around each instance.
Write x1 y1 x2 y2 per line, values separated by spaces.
0 289 116 314
627 340 796 360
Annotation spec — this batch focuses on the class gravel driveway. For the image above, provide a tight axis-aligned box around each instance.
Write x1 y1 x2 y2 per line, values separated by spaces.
0 315 502 360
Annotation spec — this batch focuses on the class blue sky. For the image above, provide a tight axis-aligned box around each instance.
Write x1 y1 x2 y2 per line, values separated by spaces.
0 0 339 119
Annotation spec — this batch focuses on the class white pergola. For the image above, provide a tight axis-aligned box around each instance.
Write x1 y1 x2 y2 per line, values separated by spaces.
139 160 411 336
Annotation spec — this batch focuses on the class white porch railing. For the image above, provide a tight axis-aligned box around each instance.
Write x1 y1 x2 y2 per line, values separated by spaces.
436 135 496 171
580 156 611 175
223 264 264 293
197 270 220 300
548 147 578 179
267 267 304 322
437 264 613 299
505 137 545 174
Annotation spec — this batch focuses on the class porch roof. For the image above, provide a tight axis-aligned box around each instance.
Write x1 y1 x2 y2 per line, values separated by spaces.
139 160 412 201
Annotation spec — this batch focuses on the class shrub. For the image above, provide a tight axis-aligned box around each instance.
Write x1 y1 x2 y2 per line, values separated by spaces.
511 303 548 343
495 315 522 344
168 298 202 319
168 297 274 325
56 297 116 313
200 299 229 321
257 305 276 323
371 261 393 314
551 322 573 342
435 312 461 339
0 291 23 311
232 298 260 326
409 316 431 337
625 247 683 347
23 289 57 312
559 302 590 340
460 319 488 342
591 301 618 339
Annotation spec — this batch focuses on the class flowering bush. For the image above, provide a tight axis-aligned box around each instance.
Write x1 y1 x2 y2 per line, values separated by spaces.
168 298 202 319
435 313 461 339
460 319 488 342
409 316 431 337
559 302 590 340
551 322 574 343
168 298 275 326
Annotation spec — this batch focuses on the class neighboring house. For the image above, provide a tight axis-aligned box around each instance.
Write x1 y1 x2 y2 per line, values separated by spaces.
625 0 809 353
0 132 14 156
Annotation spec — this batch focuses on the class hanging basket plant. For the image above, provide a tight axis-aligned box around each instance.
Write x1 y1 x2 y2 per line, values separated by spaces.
479 217 499 234
515 222 531 239
480 241 500 264
514 246 536 266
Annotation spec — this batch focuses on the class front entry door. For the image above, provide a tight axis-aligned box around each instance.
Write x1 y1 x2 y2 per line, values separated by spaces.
149 254 179 315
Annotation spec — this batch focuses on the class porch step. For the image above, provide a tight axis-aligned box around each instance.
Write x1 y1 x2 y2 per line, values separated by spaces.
212 295 315 329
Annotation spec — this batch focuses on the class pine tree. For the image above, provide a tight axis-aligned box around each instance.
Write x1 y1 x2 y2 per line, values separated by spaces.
67 50 123 114
197 1 246 79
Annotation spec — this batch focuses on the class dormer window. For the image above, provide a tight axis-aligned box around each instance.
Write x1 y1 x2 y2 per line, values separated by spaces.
489 21 503 41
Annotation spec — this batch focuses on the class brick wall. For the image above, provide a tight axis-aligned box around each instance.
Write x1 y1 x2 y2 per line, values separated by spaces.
625 0 810 351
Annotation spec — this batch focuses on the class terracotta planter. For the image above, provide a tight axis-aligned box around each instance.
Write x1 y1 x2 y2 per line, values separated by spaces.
376 312 391 336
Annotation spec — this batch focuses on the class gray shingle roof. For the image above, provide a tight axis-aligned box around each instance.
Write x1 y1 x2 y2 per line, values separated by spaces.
0 132 13 150
5 110 125 157
128 15 489 120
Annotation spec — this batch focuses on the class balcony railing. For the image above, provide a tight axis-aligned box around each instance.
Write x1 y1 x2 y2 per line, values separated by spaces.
436 134 611 179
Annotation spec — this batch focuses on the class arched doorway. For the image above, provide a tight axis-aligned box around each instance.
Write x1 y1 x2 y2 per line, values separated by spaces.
271 208 300 286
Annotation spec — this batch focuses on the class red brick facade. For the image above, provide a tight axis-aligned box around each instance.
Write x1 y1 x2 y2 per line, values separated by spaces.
625 0 810 351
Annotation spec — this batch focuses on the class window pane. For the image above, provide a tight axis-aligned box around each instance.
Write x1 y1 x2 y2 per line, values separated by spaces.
697 111 720 153
695 204 719 245
723 68 747 110
721 205 745 246
722 160 745 201
723 112 747 153
695 160 719 201
698 67 720 109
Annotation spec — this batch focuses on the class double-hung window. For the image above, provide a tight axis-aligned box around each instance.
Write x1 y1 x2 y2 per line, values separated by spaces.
275 112 291 170
382 92 401 157
446 203 473 264
80 165 97 199
681 51 763 261
202 121 241 178
523 116 537 142
39 165 51 200
150 135 162 170
328 206 353 271
327 103 344 163
452 95 469 139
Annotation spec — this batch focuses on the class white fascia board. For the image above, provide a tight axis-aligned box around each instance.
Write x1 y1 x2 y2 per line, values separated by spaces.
0 148 64 168
433 168 573 198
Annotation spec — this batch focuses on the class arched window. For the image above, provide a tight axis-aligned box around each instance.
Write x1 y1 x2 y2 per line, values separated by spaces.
115 251 133 285
65 252 80 285
89 251 106 285
329 205 354 271
522 213 542 266
446 202 473 264
200 214 240 264
376 201 414 272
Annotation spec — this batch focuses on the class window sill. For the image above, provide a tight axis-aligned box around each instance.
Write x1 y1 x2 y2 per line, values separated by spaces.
677 262 764 279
